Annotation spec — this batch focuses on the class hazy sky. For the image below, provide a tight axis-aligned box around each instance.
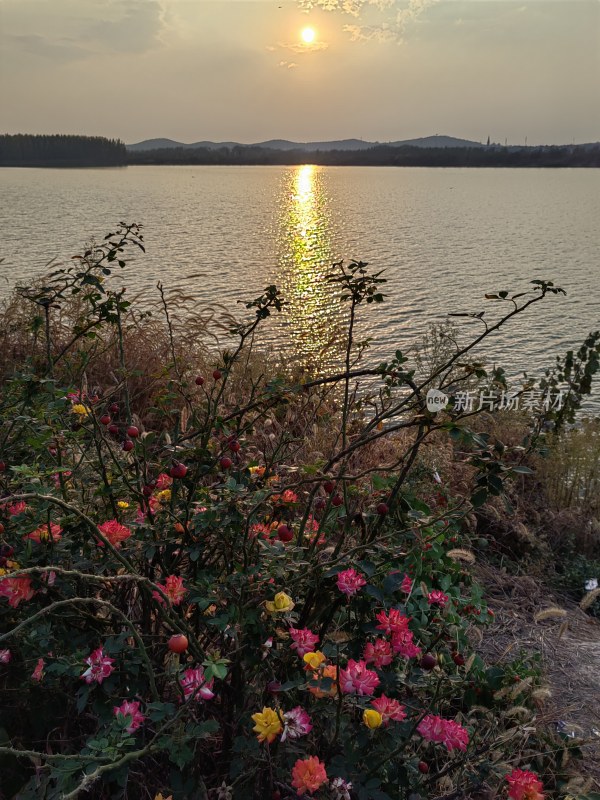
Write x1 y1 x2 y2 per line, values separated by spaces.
1 0 598 145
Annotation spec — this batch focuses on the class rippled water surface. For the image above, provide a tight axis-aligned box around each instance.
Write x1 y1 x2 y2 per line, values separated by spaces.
1 165 599 407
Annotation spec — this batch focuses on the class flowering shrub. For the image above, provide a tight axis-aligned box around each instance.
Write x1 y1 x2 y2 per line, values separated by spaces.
0 225 567 798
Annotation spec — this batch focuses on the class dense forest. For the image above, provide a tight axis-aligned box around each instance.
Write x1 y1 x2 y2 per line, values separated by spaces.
0 134 127 166
128 142 600 168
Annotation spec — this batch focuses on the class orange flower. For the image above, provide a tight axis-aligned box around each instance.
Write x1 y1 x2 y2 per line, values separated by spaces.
26 522 62 544
153 575 187 606
97 519 132 548
308 664 338 698
291 756 327 795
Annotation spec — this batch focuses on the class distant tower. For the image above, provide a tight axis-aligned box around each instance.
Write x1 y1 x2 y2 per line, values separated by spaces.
486 135 490 146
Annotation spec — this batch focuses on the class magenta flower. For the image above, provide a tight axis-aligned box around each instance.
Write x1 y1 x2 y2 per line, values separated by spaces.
179 666 215 702
289 627 319 658
400 574 413 593
113 700 146 733
418 714 469 752
339 659 380 696
281 706 313 741
417 713 446 743
336 568 366 597
390 627 422 659
81 647 115 684
363 638 393 668
441 718 470 751
505 768 545 800
5 500 27 516
371 694 407 724
31 657 45 682
427 590 449 608
155 473 173 490
152 575 187 606
375 608 410 636
0 649 11 664
0 575 35 608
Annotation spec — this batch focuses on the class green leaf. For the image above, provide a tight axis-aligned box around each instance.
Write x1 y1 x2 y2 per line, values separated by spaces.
471 487 488 508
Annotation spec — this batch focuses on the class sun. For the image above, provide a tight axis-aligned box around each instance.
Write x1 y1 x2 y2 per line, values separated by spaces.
300 26 316 44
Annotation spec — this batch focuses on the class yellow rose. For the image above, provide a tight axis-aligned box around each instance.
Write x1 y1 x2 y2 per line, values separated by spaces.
155 489 172 504
117 501 129 509
251 706 283 743
363 709 383 729
71 403 90 418
303 651 326 670
264 592 295 614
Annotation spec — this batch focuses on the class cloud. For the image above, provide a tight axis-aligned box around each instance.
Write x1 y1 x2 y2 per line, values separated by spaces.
343 23 395 42
1 0 169 64
84 0 168 53
2 33 90 62
279 60 299 69
277 40 330 54
299 0 397 15
395 0 439 34
297 0 440 41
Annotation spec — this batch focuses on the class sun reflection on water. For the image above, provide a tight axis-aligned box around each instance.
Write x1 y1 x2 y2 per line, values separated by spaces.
276 164 345 371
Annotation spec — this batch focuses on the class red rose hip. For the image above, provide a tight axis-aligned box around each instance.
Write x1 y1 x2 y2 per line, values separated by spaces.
195 375 205 386
420 653 437 670
126 425 139 438
219 456 232 470
277 524 293 542
169 462 188 479
168 634 189 654
212 369 222 380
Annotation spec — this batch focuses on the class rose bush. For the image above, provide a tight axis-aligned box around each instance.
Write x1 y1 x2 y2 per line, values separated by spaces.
0 224 571 798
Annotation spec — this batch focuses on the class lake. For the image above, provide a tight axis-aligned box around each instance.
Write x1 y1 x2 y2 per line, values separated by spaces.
1 165 599 409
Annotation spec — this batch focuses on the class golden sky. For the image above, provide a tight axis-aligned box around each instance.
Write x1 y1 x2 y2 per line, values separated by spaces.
1 0 598 145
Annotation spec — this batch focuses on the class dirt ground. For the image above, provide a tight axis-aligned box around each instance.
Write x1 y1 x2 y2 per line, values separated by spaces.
478 563 600 792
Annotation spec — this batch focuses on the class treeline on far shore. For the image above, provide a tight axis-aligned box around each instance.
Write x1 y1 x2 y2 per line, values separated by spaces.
129 143 600 168
0 134 127 166
1 133 600 168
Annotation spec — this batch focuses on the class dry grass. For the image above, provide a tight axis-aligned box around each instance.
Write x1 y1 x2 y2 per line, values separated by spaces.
477 562 600 789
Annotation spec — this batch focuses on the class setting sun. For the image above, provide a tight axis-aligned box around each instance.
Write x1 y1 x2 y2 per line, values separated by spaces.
300 26 316 44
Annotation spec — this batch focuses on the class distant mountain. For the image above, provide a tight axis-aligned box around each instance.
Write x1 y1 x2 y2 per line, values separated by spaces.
389 135 484 149
252 138 375 151
128 138 185 151
126 135 484 152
